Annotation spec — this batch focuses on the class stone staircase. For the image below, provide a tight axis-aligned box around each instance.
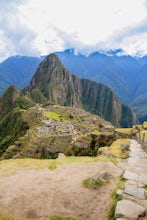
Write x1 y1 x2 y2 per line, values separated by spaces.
115 139 147 220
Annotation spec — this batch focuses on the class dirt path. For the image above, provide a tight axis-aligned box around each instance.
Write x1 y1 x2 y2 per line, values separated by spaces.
0 161 122 220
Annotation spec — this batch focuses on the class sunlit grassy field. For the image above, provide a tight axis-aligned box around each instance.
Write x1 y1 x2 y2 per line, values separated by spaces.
99 139 130 158
0 155 117 176
115 128 132 135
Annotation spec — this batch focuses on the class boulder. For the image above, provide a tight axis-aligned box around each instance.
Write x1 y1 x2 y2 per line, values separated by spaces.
124 183 145 199
92 172 114 182
58 153 66 159
115 199 146 219
123 170 147 185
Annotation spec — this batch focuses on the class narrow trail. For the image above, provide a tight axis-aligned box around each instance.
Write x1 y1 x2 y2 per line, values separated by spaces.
115 139 147 220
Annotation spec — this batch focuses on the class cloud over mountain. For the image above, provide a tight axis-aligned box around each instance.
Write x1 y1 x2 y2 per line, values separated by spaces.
0 0 147 61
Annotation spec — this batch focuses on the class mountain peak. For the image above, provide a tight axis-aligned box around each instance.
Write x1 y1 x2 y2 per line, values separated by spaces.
43 53 61 65
24 54 137 127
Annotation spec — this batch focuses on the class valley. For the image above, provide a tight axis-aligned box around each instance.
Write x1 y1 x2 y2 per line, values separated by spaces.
0 50 147 122
0 53 147 220
1 1 147 219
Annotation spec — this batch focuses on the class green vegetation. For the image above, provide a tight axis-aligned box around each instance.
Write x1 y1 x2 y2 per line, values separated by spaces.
99 139 130 159
50 215 77 220
0 213 16 220
30 89 47 104
15 96 35 109
0 108 29 157
107 175 125 220
48 164 57 170
45 107 79 123
115 128 132 135
92 128 101 134
140 130 147 140
83 177 103 189
0 156 117 175
143 121 147 129
45 111 62 121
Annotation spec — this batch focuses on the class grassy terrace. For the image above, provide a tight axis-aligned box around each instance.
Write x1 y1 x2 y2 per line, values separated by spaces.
140 130 147 139
143 121 147 129
99 139 130 159
115 128 132 135
45 108 79 123
0 156 117 175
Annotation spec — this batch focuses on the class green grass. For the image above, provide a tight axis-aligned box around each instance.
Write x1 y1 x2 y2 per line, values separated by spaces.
45 108 79 123
99 139 130 159
92 128 101 134
115 128 132 135
48 164 57 170
143 121 147 129
0 156 117 175
107 174 125 220
45 111 61 121
140 130 147 140
83 177 103 189
50 215 77 220
0 213 16 220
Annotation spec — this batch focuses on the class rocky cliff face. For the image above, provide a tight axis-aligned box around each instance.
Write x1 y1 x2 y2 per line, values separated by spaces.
26 54 80 107
24 54 137 127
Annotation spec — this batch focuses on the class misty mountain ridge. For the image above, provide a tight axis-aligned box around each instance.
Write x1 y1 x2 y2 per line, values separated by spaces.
0 48 147 121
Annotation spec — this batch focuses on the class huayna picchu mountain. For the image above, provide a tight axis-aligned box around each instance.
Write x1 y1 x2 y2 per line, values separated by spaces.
0 54 138 159
24 54 137 127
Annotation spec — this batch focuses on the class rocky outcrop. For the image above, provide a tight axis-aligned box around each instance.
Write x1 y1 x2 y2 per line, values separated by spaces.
24 54 137 127
115 200 146 219
25 54 80 107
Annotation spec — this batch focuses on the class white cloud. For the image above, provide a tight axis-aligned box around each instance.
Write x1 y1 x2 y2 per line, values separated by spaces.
0 0 40 61
0 0 147 61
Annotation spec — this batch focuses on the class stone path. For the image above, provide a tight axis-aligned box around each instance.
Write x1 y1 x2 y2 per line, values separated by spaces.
115 139 147 220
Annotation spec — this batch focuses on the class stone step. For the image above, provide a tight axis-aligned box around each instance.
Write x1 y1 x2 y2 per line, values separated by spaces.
124 183 145 199
115 199 146 220
123 170 147 185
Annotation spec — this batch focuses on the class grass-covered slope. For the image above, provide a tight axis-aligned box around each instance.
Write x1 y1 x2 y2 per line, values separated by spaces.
0 108 29 157
0 104 112 159
0 85 34 121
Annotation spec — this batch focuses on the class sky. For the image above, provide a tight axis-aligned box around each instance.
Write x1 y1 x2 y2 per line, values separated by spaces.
0 0 147 61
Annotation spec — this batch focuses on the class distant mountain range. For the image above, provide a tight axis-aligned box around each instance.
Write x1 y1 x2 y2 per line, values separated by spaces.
0 54 137 158
0 55 43 95
0 49 147 122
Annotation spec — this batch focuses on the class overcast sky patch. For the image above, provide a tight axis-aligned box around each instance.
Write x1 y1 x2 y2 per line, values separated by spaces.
0 0 147 61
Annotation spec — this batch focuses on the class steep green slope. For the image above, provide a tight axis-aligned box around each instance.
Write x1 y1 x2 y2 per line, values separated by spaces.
0 85 34 121
0 108 29 157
